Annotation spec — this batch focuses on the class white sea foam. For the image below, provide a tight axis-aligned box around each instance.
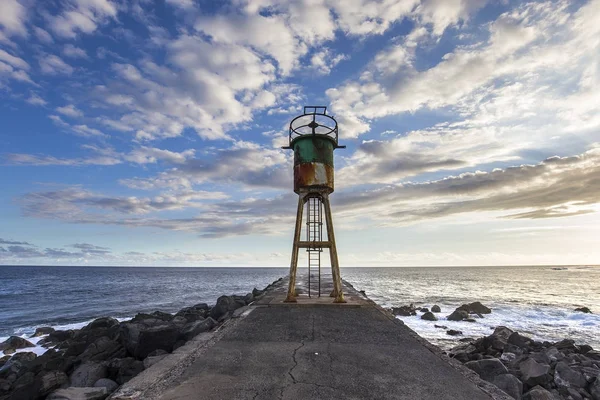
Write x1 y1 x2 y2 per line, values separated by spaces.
394 303 600 350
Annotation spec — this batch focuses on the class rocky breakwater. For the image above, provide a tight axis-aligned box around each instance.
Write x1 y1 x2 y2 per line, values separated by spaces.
0 280 280 400
448 326 600 400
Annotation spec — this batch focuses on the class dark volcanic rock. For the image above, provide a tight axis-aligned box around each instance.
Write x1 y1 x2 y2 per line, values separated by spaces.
38 371 69 397
431 305 441 313
519 358 551 387
553 361 587 389
106 357 144 385
420 312 437 321
181 318 217 340
94 378 119 393
176 304 208 322
590 376 600 400
78 336 126 362
85 317 120 331
391 306 417 316
464 358 509 382
447 310 469 321
447 330 462 336
40 330 76 347
210 295 244 320
523 385 555 400
492 373 523 400
507 332 531 349
70 361 108 387
574 307 592 313
32 327 55 337
457 301 492 314
0 336 35 352
434 325 448 329
420 307 429 313
119 322 179 359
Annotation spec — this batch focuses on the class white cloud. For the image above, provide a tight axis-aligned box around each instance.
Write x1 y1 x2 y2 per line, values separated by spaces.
63 44 89 59
33 27 53 43
0 0 28 37
26 93 47 106
39 54 74 75
47 0 118 38
0 49 29 70
414 0 488 36
310 48 348 75
56 104 84 118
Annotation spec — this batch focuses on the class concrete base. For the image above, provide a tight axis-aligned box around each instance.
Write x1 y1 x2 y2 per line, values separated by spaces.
147 276 511 400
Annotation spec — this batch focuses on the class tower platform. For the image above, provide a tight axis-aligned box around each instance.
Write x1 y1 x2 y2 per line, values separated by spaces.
116 275 510 400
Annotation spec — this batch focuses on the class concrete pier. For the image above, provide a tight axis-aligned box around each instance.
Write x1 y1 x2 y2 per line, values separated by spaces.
113 274 511 400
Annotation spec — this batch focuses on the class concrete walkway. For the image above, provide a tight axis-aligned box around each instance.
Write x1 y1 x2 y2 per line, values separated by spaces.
156 274 506 400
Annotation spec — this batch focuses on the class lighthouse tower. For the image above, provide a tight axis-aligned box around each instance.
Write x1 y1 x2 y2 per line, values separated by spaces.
282 106 346 303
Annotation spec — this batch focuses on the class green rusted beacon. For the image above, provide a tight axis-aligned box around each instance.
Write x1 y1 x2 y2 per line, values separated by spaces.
282 106 346 303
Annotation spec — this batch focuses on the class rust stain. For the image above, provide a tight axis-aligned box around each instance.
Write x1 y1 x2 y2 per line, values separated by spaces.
294 162 334 194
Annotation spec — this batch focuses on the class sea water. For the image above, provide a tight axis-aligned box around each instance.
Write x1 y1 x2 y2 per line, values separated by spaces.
1 265 598 356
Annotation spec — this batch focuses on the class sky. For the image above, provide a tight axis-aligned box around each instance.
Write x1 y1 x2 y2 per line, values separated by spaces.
1 0 599 267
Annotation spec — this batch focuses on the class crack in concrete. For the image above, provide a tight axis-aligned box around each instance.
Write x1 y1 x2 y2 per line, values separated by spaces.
288 341 305 384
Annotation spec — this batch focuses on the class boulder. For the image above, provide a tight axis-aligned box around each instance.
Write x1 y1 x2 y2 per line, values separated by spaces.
181 318 217 340
39 371 69 397
28 349 75 374
47 387 109 400
447 330 462 336
70 362 108 387
431 305 441 313
574 307 592 313
32 327 55 337
523 385 556 400
590 375 600 400
93 378 118 393
465 358 509 382
0 352 37 380
457 302 492 314
41 330 76 347
84 317 120 331
434 325 448 329
78 336 126 362
252 288 264 297
553 361 587 389
391 304 417 316
210 295 244 320
175 306 206 322
492 373 523 400
6 371 36 399
519 358 551 387
0 336 35 352
106 358 144 385
447 310 469 321
507 332 531 349
119 322 179 359
420 312 437 321
0 377 11 393
420 308 429 313
143 355 167 369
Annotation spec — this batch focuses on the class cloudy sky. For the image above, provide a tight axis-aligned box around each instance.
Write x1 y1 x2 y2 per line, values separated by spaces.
1 0 599 267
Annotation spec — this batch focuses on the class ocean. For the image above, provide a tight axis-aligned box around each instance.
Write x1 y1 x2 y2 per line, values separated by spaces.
1 265 599 356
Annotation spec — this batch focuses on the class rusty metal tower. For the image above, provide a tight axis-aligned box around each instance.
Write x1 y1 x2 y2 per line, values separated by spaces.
282 106 346 303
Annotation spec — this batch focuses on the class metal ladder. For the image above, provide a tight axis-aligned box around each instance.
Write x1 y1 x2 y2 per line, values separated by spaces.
306 196 323 297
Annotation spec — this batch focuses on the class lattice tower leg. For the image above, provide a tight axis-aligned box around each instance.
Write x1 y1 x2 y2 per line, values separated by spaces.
285 194 305 302
322 193 346 303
